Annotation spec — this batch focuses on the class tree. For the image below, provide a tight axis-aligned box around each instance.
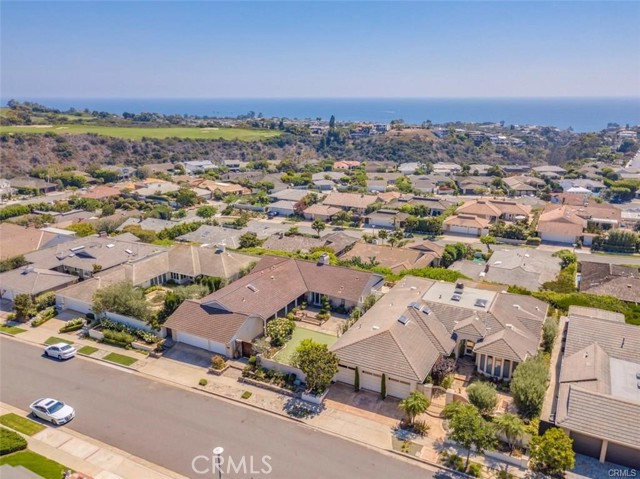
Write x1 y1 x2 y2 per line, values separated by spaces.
66 223 97 237
380 373 386 399
92 280 152 324
101 203 116 217
291 339 339 394
311 219 326 237
510 355 548 419
175 188 198 207
467 382 498 416
329 115 336 129
480 235 496 251
266 317 296 347
430 357 456 386
196 205 217 220
529 428 575 476
399 391 430 425
377 229 388 244
542 317 558 353
493 413 525 453
238 232 262 249
448 403 496 471
354 366 360 392
13 293 35 320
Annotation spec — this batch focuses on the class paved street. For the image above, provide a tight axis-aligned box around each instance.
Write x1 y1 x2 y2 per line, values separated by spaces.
0 338 434 479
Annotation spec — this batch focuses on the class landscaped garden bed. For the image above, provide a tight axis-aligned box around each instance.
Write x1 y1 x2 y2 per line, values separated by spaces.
208 355 229 375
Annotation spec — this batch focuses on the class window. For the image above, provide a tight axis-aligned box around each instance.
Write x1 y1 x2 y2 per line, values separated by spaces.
479 354 485 371
494 360 501 378
486 356 493 374
503 360 511 379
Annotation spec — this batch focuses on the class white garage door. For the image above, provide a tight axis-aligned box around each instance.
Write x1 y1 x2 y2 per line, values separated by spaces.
541 232 574 244
335 364 356 385
450 225 477 236
176 332 226 355
386 376 412 399
360 370 381 394
57 296 90 315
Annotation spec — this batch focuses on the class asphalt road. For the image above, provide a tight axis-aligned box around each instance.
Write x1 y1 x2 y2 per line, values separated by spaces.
0 338 437 479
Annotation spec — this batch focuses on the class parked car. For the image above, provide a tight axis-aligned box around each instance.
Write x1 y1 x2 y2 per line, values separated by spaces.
29 398 75 425
44 343 77 360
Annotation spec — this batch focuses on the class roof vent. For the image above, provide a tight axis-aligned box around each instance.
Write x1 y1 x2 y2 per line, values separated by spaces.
474 299 488 308
372 325 380 330
451 293 462 302
246 284 258 293
106 244 115 248
124 249 133 255
398 315 409 325
70 245 85 252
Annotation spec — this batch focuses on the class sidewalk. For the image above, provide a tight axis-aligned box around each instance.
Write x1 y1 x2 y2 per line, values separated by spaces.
4 320 528 478
0 403 187 479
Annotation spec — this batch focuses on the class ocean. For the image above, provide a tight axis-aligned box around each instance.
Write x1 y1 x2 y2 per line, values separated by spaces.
6 97 640 133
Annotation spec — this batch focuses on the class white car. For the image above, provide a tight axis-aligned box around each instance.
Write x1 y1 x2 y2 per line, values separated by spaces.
29 398 75 425
44 343 77 360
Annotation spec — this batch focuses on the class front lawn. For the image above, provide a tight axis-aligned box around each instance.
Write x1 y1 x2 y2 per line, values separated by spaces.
44 336 74 346
103 352 137 366
274 328 337 365
0 324 26 335
78 345 98 355
0 414 45 436
0 450 70 477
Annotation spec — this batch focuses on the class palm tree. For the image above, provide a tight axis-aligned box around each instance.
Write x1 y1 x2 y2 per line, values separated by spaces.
311 219 326 237
398 391 430 425
494 413 525 454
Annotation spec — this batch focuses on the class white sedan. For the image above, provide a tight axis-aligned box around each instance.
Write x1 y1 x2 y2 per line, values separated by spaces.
44 343 77 360
29 398 75 425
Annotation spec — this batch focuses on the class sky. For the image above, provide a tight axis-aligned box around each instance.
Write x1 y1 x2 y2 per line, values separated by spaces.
1 1 639 99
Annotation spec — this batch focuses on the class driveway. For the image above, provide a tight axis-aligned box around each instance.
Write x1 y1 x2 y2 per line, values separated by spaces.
325 383 402 426
162 342 212 368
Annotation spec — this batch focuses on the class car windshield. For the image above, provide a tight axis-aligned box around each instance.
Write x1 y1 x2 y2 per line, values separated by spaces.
60 345 73 351
48 401 65 413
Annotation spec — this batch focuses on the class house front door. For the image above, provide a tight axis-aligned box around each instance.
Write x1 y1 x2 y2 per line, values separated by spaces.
464 340 475 357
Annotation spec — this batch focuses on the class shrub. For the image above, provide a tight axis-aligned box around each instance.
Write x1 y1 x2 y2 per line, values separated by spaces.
542 317 558 353
59 318 85 333
35 291 56 311
211 355 227 370
526 237 541 245
0 427 27 455
467 382 498 416
411 419 430 437
199 378 208 386
510 355 548 419
529 427 575 476
241 391 252 400
266 317 295 347
431 357 456 386
31 307 56 327
103 329 136 345
444 453 465 472
467 463 483 478
441 374 454 390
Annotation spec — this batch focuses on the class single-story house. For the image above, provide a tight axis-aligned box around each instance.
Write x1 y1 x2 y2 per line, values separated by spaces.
536 206 587 244
364 209 408 229
0 267 78 301
303 204 342 222
9 177 57 194
268 200 297 217
547 307 640 469
443 214 490 236
331 277 547 398
80 186 122 200
164 256 384 357
0 224 75 260
182 160 217 175
269 189 310 203
367 180 388 193
578 262 640 303
313 179 335 191
322 192 380 215
340 242 440 273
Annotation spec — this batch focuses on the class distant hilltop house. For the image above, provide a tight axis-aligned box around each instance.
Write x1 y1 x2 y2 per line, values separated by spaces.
9 176 57 194
181 160 217 175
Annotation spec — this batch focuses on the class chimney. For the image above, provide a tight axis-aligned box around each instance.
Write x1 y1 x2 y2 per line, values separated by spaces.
318 253 330 265
99 231 107 238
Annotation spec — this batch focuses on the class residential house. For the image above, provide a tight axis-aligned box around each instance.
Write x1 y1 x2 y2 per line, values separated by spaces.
366 180 389 193
0 267 78 302
0 178 15 199
182 160 217 175
311 172 347 183
132 180 181 200
387 196 456 216
334 160 361 170
163 256 384 357
578 262 640 303
268 189 309 203
224 160 241 172
262 234 326 253
536 205 587 244
398 162 422 175
313 179 335 191
117 217 176 233
546 307 640 468
331 277 547 398
9 177 57 194
455 176 492 195
303 204 342 222
0 224 75 260
532 165 567 178
503 176 545 196
443 214 491 236
468 164 492 176
455 199 531 223
208 182 251 197
449 248 561 291
432 162 462 176
560 179 605 195
364 209 408 229
340 243 441 273
145 163 176 175
322 192 380 215
175 225 244 248
267 200 297 217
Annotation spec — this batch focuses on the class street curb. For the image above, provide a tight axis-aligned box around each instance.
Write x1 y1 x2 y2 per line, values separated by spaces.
3 333 461 476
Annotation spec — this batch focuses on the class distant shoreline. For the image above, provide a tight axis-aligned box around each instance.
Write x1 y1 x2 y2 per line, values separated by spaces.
4 97 640 132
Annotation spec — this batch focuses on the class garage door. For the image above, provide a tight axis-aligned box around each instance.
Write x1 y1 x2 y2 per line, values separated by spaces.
335 364 356 385
606 443 640 469
541 232 573 244
57 296 90 315
176 332 226 355
387 376 412 399
570 432 602 458
360 370 381 394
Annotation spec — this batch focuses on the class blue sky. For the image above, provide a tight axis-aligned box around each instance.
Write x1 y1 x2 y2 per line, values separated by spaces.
1 1 639 98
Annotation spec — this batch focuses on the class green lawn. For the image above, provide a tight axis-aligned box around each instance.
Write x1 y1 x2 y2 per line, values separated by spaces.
44 336 74 346
0 450 70 477
0 414 45 436
78 345 98 355
0 124 281 141
103 352 138 366
0 324 26 335
274 327 338 365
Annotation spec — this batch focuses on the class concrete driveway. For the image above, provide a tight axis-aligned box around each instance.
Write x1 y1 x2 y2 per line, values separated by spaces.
162 342 212 368
325 383 402 426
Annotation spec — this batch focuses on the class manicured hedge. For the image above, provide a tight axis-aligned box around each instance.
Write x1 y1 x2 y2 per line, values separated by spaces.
0 427 28 455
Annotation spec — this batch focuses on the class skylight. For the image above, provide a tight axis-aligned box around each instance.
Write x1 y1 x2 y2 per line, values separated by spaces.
398 315 409 325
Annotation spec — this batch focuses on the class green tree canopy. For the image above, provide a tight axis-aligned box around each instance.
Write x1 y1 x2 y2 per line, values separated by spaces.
398 391 430 425
466 382 498 416
92 280 152 324
447 403 496 471
510 354 548 419
291 339 339 394
529 428 575 476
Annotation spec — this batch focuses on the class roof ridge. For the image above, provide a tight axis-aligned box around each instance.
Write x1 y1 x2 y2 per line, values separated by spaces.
388 330 424 381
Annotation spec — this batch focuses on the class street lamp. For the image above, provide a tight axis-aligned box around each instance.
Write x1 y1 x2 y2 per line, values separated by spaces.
213 446 224 479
